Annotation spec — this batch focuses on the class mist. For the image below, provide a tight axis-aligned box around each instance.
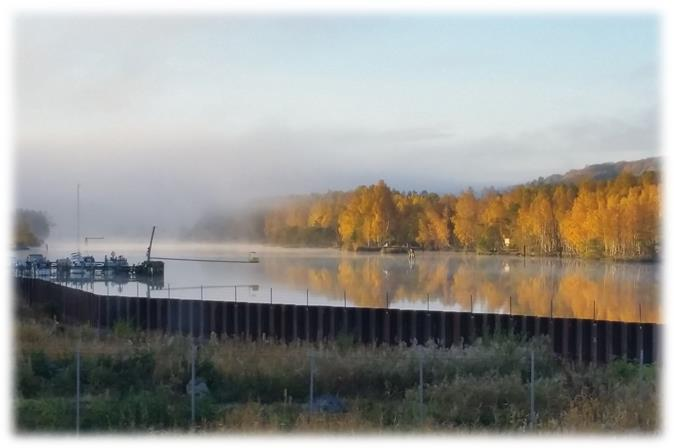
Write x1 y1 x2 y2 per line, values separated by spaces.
13 14 659 242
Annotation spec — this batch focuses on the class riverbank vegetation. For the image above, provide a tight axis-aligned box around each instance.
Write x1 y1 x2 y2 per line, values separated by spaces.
15 313 658 433
261 171 660 259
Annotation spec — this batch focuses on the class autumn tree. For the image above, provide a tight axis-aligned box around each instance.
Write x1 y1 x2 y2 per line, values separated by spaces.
452 188 481 249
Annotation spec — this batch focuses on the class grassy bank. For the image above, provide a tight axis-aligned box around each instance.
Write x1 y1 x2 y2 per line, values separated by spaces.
14 312 658 433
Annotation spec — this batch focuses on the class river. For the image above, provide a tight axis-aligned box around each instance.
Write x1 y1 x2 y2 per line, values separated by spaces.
13 241 660 323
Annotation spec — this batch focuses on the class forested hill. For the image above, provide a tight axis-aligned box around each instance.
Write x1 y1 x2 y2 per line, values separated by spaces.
533 157 660 186
189 158 660 260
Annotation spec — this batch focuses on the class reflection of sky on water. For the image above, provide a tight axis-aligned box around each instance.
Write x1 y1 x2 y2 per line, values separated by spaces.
15 241 660 323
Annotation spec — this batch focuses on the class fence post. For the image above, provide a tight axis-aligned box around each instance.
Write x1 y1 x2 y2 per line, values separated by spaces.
309 352 315 415
418 352 424 422
96 295 101 339
75 340 81 435
530 349 535 430
103 284 109 329
191 343 196 429
640 346 644 382
200 286 204 341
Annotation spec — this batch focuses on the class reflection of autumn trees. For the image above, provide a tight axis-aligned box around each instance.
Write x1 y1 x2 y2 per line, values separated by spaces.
262 255 659 323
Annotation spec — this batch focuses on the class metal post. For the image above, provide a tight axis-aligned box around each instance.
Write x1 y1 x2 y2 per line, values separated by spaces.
191 343 196 428
309 352 315 414
509 296 512 316
640 347 644 381
591 321 598 365
106 285 110 330
190 299 194 338
418 353 424 422
136 282 139 298
427 293 430 312
306 289 309 307
200 286 204 341
168 284 171 299
386 291 389 309
75 341 80 435
530 349 535 429
234 286 237 303
343 290 346 307
76 183 80 253
270 288 273 304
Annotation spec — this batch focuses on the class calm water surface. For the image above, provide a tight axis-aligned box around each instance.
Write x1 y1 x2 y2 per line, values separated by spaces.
14 241 660 323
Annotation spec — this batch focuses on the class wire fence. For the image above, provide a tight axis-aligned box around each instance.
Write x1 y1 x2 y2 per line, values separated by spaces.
16 307 655 433
63 336 542 432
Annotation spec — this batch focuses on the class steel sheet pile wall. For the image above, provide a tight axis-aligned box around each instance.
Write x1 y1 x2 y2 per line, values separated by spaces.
15 278 660 363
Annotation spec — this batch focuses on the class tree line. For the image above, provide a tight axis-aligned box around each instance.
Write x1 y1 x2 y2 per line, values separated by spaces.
260 171 659 259
14 209 51 248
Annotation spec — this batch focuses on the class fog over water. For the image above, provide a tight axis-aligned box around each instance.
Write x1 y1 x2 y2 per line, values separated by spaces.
14 241 660 323
13 15 659 240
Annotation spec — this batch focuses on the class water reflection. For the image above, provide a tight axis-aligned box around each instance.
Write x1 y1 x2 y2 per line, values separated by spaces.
16 242 659 323
262 254 660 323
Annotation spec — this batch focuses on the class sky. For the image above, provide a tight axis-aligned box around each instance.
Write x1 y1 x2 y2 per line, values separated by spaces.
13 13 660 240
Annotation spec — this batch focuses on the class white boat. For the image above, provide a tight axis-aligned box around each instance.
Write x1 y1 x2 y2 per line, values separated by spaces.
69 252 85 275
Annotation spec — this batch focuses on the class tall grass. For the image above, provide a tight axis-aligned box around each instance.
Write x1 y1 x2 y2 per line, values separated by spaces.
14 315 659 433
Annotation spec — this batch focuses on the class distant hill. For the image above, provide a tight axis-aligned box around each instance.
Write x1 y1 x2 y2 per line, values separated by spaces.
531 157 660 186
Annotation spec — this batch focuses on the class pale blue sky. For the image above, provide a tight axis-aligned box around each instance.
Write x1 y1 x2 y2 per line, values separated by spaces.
14 14 660 238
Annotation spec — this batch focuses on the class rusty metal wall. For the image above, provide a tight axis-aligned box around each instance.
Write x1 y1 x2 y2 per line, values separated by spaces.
14 277 660 363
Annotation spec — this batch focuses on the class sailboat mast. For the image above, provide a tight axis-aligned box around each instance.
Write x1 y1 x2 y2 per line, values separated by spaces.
77 183 80 253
